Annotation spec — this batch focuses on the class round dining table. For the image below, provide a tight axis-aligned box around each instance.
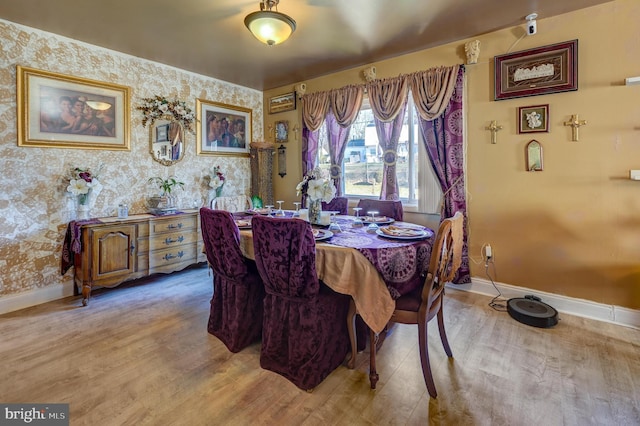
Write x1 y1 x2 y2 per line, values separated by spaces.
235 212 434 334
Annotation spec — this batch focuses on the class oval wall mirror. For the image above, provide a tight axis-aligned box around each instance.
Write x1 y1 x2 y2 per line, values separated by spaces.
150 115 185 166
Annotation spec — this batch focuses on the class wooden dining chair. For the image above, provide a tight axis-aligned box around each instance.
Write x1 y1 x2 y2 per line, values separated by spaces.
356 199 404 221
251 215 351 391
200 208 265 352
369 211 464 397
321 196 349 215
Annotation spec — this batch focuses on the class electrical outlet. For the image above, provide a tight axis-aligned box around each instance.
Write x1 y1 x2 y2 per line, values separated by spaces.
485 244 492 260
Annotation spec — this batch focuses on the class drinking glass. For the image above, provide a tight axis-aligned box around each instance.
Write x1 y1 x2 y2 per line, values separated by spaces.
352 207 363 228
292 202 301 217
265 205 274 217
275 200 285 217
366 210 380 233
328 211 341 233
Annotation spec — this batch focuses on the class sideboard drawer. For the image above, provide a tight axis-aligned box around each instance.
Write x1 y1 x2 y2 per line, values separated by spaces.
149 230 198 250
149 244 197 270
151 216 197 234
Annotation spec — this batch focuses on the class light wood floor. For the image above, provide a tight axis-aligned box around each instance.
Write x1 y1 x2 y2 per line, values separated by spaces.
1 264 639 426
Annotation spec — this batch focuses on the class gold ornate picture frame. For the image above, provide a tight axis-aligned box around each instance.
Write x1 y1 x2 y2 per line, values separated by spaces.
268 92 296 114
196 99 251 157
17 65 131 150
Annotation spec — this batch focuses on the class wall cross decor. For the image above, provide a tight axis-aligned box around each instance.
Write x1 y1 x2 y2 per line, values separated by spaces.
563 114 587 141
485 120 503 144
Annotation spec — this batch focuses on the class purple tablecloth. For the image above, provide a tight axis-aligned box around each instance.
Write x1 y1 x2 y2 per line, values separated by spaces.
328 218 433 299
234 213 434 299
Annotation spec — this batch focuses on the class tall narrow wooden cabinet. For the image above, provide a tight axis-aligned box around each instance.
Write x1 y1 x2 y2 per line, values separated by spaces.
73 210 206 305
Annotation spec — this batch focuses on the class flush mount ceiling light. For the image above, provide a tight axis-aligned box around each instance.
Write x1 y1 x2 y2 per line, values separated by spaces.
244 0 296 46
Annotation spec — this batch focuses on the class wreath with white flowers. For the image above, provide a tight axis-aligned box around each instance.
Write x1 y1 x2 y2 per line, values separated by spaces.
137 96 196 134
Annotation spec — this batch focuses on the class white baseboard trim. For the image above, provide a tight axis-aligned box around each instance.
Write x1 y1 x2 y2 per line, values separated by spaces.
0 282 75 315
448 278 640 330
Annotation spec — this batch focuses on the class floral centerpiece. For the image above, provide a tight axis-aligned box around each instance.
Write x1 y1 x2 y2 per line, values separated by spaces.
66 165 103 219
296 167 335 224
207 165 226 198
137 96 195 134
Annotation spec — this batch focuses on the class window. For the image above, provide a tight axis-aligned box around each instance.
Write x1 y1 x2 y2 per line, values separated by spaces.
316 96 442 213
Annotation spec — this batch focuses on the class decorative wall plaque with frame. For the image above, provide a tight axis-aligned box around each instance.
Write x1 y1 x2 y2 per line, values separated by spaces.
275 120 289 143
518 104 549 133
16 65 131 150
526 140 544 172
494 39 578 101
269 92 296 114
196 98 251 157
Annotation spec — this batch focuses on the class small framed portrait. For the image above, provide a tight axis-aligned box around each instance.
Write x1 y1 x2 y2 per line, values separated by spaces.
196 98 252 157
518 104 549 133
275 120 289 143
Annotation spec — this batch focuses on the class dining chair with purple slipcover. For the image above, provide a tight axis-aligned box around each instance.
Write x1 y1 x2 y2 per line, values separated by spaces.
251 215 351 391
200 207 265 352
321 196 349 215
356 199 404 221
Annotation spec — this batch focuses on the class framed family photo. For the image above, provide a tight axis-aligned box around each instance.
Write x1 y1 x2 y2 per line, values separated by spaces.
518 104 549 133
16 65 131 150
196 99 251 157
494 39 578 101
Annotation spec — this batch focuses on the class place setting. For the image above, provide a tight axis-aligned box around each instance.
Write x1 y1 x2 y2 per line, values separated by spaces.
375 224 434 240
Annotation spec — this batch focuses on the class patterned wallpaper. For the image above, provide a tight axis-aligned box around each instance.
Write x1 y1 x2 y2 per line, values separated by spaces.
0 19 263 298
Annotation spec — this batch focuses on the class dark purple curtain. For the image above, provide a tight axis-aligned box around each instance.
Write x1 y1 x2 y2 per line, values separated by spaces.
418 67 470 284
325 111 351 195
373 99 407 200
301 127 320 179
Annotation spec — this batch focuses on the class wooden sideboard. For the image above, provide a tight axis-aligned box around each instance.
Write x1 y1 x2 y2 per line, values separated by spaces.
73 210 206 305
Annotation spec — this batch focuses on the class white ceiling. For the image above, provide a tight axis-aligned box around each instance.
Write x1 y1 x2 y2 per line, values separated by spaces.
0 0 612 90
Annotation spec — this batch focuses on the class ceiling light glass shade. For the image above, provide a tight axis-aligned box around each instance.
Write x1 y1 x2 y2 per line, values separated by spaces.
85 100 112 111
244 10 296 46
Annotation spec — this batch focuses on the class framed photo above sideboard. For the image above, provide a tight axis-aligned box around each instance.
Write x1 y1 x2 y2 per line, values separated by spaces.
494 39 578 101
196 98 251 157
16 65 131 150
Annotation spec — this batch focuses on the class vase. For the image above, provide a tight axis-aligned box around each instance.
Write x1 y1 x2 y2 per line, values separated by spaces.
76 192 91 220
308 198 322 225
215 185 224 198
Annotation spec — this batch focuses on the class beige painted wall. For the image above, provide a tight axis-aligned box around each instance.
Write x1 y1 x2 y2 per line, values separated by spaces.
266 0 640 310
0 20 262 300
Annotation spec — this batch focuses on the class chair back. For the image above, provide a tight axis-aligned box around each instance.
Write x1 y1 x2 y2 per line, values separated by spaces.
357 199 404 221
322 197 348 215
210 195 252 212
251 215 319 299
422 211 464 314
200 207 249 280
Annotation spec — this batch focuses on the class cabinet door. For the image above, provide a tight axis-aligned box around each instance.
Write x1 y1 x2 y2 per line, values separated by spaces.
90 225 136 281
